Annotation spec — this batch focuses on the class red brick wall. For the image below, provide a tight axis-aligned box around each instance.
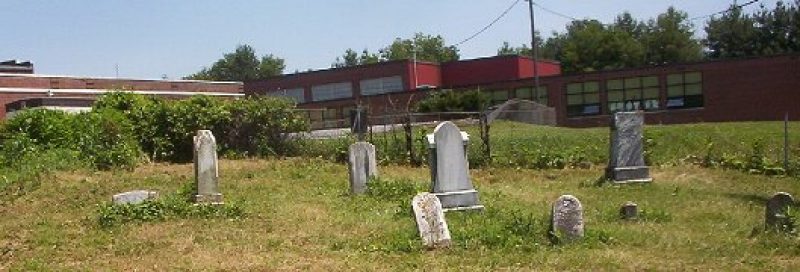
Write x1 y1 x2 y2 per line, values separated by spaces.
0 75 243 93
440 55 561 88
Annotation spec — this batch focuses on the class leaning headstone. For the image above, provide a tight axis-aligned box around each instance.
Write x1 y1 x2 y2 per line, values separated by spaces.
550 195 584 242
112 190 158 205
427 121 483 211
348 141 378 194
765 192 794 230
606 111 652 183
620 201 638 220
194 130 223 204
411 192 451 249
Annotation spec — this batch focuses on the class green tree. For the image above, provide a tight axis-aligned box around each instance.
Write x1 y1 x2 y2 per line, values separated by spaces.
613 11 647 40
331 48 379 68
641 7 702 64
379 33 460 63
753 0 800 55
186 45 285 81
558 20 645 73
704 5 759 58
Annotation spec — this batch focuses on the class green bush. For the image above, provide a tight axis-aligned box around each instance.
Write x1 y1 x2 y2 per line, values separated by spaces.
415 89 490 112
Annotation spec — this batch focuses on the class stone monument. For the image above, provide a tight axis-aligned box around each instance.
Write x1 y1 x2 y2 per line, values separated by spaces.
112 190 158 205
194 130 223 204
411 192 451 249
620 201 638 220
550 195 584 242
427 121 483 211
348 141 378 194
606 111 652 183
765 192 794 230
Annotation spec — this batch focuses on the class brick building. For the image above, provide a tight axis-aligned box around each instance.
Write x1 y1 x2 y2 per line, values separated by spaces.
245 54 799 127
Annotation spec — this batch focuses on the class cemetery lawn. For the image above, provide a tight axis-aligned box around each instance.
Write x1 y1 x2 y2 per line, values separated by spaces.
2 158 800 270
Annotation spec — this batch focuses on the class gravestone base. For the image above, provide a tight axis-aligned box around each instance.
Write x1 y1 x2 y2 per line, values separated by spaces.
434 189 484 212
194 193 224 204
606 166 652 184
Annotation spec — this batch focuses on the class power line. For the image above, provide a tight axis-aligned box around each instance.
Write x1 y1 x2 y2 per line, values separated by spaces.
531 1 578 21
452 0 521 47
689 0 762 21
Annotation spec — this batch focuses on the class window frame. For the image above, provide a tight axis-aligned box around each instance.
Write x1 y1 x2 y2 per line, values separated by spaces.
565 81 600 117
665 72 703 109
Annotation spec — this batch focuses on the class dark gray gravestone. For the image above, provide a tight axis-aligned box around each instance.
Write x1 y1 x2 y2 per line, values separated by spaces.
194 130 223 204
427 121 483 211
620 201 638 220
606 111 652 183
112 190 158 205
765 192 794 230
411 192 451 249
550 195 584 242
348 141 378 194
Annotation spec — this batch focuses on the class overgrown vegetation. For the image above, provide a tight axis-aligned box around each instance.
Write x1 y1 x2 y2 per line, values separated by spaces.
415 89 490 113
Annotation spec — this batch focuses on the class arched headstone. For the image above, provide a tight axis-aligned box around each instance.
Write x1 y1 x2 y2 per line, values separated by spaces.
194 130 223 204
765 192 794 230
427 121 483 211
550 195 584 242
412 192 451 249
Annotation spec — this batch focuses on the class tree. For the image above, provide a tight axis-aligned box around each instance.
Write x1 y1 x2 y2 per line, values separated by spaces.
613 11 647 40
753 0 800 55
379 33 460 63
331 48 379 68
641 7 702 64
558 20 645 73
186 45 285 81
704 4 759 58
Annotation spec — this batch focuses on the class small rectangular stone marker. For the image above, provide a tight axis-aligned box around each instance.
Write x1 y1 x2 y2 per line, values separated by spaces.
766 192 794 230
550 195 584 243
620 201 638 220
606 111 652 184
194 130 223 204
427 121 483 211
348 141 378 194
112 190 158 205
412 192 451 249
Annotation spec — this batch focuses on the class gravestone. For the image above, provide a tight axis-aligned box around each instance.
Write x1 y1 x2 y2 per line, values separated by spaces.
411 192 451 249
194 130 223 204
765 192 794 230
348 141 378 194
606 111 652 183
550 195 584 242
427 121 483 211
620 201 638 220
112 190 158 205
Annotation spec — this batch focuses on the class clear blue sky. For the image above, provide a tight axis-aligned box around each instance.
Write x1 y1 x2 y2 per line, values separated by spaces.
1 0 776 80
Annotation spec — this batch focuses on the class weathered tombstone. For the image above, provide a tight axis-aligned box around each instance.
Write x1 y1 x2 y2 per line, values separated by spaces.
765 192 795 230
194 130 223 204
411 192 451 249
348 141 378 194
606 111 652 183
550 195 584 242
112 190 158 205
620 201 638 220
426 121 484 211
349 107 368 141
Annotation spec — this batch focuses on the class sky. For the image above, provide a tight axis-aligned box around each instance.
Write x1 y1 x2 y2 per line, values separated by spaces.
1 0 780 80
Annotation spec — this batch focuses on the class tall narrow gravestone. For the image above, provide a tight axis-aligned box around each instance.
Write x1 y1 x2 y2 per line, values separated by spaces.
427 121 483 211
765 192 794 230
550 195 584 242
411 192 452 249
348 141 378 194
606 111 652 183
194 130 223 204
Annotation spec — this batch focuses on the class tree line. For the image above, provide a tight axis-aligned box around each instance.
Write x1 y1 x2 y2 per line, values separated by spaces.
187 1 800 80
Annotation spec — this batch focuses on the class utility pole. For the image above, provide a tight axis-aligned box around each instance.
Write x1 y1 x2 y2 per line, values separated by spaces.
526 0 540 95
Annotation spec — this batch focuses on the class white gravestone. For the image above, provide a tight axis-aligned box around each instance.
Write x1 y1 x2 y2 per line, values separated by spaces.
412 192 452 249
606 111 652 183
112 190 158 205
427 121 483 211
550 195 584 242
348 141 378 194
194 130 223 204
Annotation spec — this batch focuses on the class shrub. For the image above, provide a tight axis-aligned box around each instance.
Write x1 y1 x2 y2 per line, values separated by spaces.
415 89 490 112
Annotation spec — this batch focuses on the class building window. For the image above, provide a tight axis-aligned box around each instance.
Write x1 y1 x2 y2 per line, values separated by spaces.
514 86 548 105
269 88 305 103
324 108 338 120
666 72 703 109
606 76 659 113
308 110 323 122
490 90 509 105
566 81 600 117
312 82 353 102
360 76 404 96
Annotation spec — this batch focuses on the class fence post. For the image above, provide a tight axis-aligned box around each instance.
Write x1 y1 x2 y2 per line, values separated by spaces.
404 112 418 166
480 111 492 165
785 112 789 171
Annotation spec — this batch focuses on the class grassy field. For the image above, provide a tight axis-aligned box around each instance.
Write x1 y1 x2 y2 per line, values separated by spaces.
2 157 799 270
